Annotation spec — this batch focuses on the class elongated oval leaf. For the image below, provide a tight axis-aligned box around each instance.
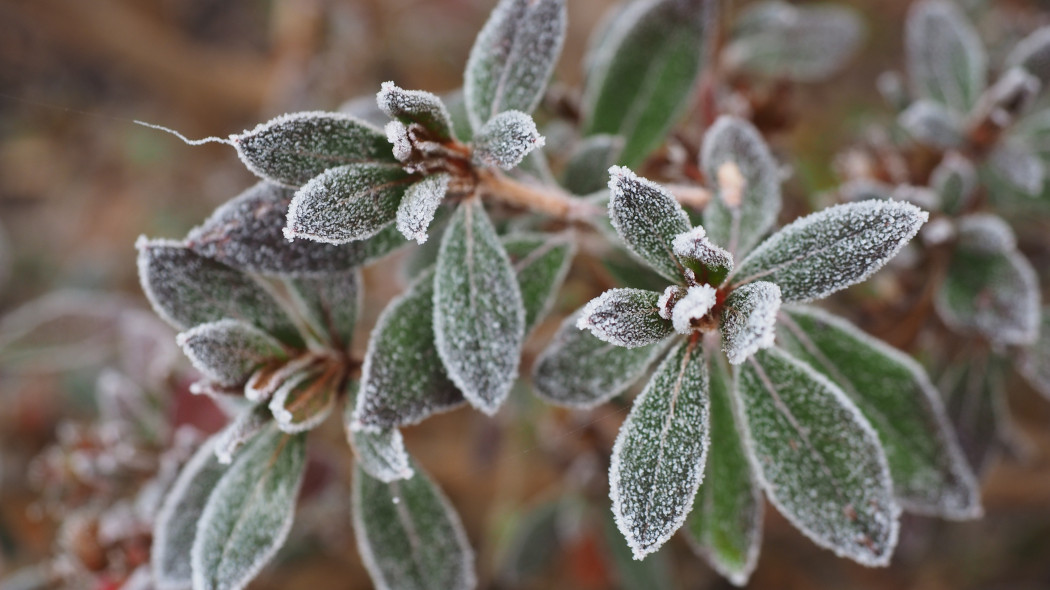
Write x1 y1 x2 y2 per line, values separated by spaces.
777 307 981 519
191 428 307 590
214 403 272 465
719 281 781 366
502 232 576 333
286 163 415 244
737 347 899 566
434 200 525 415
988 140 1046 197
397 174 450 244
898 100 965 149
941 354 1010 476
1020 307 1050 401
672 226 734 286
354 269 464 431
562 134 625 196
352 462 476 590
583 0 714 167
905 0 987 113
377 82 455 142
578 288 673 348
464 0 567 129
684 354 762 587
152 436 228 590
286 269 361 353
176 319 288 388
471 110 545 170
610 338 710 559
136 238 303 347
731 200 927 303
608 166 691 282
345 385 413 482
186 182 405 276
930 152 977 214
233 112 395 187
532 311 671 408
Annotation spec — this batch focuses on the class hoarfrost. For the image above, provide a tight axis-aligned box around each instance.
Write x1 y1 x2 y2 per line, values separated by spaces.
471 110 545 170
287 269 361 352
720 281 781 365
376 82 455 142
268 366 338 433
176 319 287 388
671 284 718 335
988 140 1046 196
657 286 684 321
608 166 691 282
397 173 450 244
502 232 576 333
577 288 674 347
672 226 734 286
898 100 964 148
385 121 414 163
345 391 413 482
214 403 271 465
905 0 987 113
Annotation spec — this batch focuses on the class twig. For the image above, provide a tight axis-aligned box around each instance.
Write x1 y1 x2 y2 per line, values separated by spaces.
478 170 602 221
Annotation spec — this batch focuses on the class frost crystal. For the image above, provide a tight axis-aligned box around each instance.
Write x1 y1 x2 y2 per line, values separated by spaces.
386 121 414 162
268 366 338 433
176 319 287 388
732 200 927 304
657 285 684 321
377 82 455 142
288 269 361 353
346 396 413 483
608 166 691 282
214 403 271 465
577 288 674 348
671 284 718 335
898 100 964 148
906 0 987 113
720 281 781 365
397 173 450 244
672 226 734 285
471 110 545 170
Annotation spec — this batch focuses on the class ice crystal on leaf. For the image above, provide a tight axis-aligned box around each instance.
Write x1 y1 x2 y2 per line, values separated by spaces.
906 0 987 113
471 110 545 170
719 281 781 365
176 320 287 388
672 226 733 286
345 389 413 483
377 82 456 142
396 173 450 245
608 166 691 282
577 288 674 348
670 284 718 335
268 366 339 434
214 404 271 465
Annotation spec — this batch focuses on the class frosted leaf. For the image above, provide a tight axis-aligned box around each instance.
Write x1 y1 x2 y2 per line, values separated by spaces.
672 226 734 286
502 232 576 333
737 347 900 566
975 68 1040 127
720 281 781 365
684 354 763 587
930 152 977 214
355 270 463 430
268 364 339 433
657 285 684 321
192 428 306 590
463 0 567 129
941 354 1011 475
778 307 981 519
936 216 1039 346
1019 307 1050 401
232 111 394 187
136 238 302 347
152 436 228 589
286 269 361 352
583 0 714 167
186 182 406 276
562 134 625 196
670 284 718 335
532 311 671 409
905 0 987 113
397 173 450 244
731 200 928 304
345 384 413 482
377 82 456 142
285 163 415 244
471 110 545 170
214 403 271 465
577 288 674 348
244 354 316 403
1005 26 1050 87
386 121 413 162
609 338 710 560
176 320 287 388
608 166 691 282
898 100 964 148
988 140 1046 196
434 200 525 415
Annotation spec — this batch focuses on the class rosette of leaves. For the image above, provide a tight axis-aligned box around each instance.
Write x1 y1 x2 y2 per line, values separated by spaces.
533 117 979 585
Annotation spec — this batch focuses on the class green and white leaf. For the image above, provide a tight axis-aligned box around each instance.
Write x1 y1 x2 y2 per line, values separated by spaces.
177 320 287 388
731 200 927 303
377 82 456 142
352 462 476 590
898 100 965 148
905 0 987 113
609 338 710 560
532 311 670 408
1005 26 1050 87
434 200 525 415
471 110 546 170
608 166 691 282
397 173 450 244
232 112 394 187
577 288 674 348
214 403 272 465
464 0 567 129
562 134 625 196
988 140 1046 196
285 163 415 244
930 152 977 214
345 385 413 483
502 232 576 333
191 428 307 590
737 347 899 566
268 366 338 433
287 269 361 352
777 307 981 519
672 226 733 286
719 281 781 366
1020 307 1050 401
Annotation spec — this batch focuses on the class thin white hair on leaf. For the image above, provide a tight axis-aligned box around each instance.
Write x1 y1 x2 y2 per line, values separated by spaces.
671 284 718 335
720 281 781 365
577 288 675 348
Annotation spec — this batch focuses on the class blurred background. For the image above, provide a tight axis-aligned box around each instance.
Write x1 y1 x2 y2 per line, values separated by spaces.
1 0 1050 588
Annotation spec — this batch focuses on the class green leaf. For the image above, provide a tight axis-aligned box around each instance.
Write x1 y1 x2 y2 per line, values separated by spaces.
898 100 965 149
192 427 307 590
434 200 525 415
731 200 927 303
608 166 691 282
152 436 228 589
377 82 456 142
345 383 413 483
583 0 714 167
737 347 899 566
905 0 987 113
471 111 546 170
562 134 625 196
671 226 734 286
136 238 303 347
397 174 450 244
286 163 416 244
778 307 981 519
930 152 977 214
987 140 1046 197
609 338 710 559
354 269 464 431
232 112 395 187
719 281 781 366
1020 307 1050 401
684 354 762 587
286 269 361 353
177 319 288 388
268 363 339 433
464 0 567 129
214 403 272 465
352 462 476 590
187 182 405 276
1006 26 1050 87
942 353 1010 475
936 214 1040 346
532 311 670 408
578 288 673 348
502 232 576 333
